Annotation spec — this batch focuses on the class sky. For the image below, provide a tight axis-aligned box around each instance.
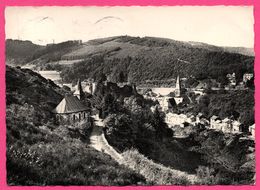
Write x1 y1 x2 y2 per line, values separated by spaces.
5 6 254 48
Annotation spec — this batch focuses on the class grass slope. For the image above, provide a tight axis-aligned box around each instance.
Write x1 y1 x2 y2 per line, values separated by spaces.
6 66 146 185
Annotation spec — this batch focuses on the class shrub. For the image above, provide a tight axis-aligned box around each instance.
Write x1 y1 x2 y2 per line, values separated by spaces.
7 143 146 185
196 166 216 185
122 149 197 185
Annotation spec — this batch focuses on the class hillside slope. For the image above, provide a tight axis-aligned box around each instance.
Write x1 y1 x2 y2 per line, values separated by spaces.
6 39 44 65
6 36 255 84
6 66 146 185
60 36 255 84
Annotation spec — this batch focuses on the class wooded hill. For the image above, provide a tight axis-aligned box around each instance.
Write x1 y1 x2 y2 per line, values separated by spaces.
6 36 254 84
6 39 43 65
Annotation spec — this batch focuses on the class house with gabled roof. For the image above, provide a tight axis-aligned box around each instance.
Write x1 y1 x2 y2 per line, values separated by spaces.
52 95 90 124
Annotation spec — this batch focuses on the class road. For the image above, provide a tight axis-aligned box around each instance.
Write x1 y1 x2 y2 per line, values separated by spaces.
89 114 123 163
88 114 198 184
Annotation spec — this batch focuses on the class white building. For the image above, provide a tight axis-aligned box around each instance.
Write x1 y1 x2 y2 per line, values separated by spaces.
165 112 196 127
210 115 222 130
243 73 254 83
210 115 241 133
226 73 236 86
157 97 172 112
83 82 96 95
249 124 255 139
196 113 209 126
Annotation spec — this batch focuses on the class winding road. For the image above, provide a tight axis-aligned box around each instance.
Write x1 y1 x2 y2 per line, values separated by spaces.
89 115 123 163
88 114 198 184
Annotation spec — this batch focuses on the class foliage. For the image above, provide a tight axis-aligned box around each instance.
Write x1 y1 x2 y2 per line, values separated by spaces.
196 166 216 185
7 142 145 185
9 36 252 85
191 90 254 126
101 83 205 174
104 114 137 151
6 66 145 185
122 149 193 185
151 107 173 139
189 129 255 184
6 39 43 65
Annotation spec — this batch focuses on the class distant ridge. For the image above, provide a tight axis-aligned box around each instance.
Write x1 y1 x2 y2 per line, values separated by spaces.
187 41 254 56
6 39 44 65
5 36 254 84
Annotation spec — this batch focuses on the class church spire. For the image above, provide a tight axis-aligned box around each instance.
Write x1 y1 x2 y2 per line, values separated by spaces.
175 76 181 97
74 79 84 100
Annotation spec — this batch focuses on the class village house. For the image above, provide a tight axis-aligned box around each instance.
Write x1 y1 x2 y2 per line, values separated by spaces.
165 112 196 127
84 81 96 95
195 82 209 90
226 73 236 86
166 113 186 127
52 95 90 124
232 120 241 132
53 79 90 124
249 124 255 139
221 118 233 133
196 113 209 126
210 115 222 130
157 96 172 112
243 73 254 83
210 115 241 133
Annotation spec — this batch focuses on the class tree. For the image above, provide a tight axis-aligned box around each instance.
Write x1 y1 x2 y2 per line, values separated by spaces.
217 74 228 87
104 114 137 151
97 73 107 83
118 71 127 83
240 109 255 127
196 166 216 185
151 107 173 139
100 93 118 118
246 77 254 89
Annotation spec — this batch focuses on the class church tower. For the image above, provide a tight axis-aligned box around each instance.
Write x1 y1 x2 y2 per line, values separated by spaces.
175 75 181 97
174 75 183 105
74 79 84 100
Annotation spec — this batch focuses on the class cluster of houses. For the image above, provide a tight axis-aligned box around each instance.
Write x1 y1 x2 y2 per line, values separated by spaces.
210 115 255 138
165 111 255 139
210 115 240 133
226 73 253 89
143 74 255 139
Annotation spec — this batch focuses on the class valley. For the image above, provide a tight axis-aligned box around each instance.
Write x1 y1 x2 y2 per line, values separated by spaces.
6 36 255 185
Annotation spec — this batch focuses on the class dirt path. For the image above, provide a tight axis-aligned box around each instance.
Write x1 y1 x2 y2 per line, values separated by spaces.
89 115 123 163
89 114 198 184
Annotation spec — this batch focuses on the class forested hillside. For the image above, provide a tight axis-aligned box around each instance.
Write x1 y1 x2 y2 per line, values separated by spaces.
60 36 254 84
6 39 43 65
6 36 254 85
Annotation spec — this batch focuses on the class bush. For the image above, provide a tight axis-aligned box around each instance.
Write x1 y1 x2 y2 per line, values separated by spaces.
196 166 216 185
122 149 197 185
7 143 146 185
